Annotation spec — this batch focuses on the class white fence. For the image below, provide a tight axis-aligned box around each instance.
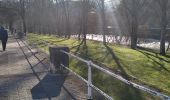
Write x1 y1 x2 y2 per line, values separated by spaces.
59 50 170 100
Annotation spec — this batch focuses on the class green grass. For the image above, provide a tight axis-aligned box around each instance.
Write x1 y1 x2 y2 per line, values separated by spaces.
27 33 170 100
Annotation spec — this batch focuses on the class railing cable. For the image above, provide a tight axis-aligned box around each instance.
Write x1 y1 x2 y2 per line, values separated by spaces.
60 50 170 100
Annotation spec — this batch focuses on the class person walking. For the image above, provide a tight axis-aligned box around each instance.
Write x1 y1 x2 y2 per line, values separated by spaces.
0 26 8 51
0 27 2 41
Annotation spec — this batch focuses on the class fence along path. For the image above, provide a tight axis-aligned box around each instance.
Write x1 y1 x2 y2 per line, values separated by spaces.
34 38 170 100
59 50 170 100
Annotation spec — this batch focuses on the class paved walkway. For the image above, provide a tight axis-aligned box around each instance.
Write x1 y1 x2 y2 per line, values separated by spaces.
0 37 88 100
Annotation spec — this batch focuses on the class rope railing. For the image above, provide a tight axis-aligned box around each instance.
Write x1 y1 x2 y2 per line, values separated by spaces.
60 50 170 100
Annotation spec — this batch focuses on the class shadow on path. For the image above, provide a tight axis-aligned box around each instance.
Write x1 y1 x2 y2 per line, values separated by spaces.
0 37 78 100
16 38 65 100
31 74 66 99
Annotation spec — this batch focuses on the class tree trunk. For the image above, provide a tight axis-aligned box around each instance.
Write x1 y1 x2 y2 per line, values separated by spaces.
22 17 27 34
9 21 13 34
160 30 166 55
81 0 89 46
166 42 170 51
78 33 81 41
130 17 138 49
160 0 168 55
130 32 137 49
19 0 26 35
101 0 106 45
83 32 86 46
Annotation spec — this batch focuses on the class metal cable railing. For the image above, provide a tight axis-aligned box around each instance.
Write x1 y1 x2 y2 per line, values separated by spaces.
60 50 170 100
60 63 113 100
26 36 170 100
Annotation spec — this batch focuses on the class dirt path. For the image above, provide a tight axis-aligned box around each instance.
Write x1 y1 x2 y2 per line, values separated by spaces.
0 37 88 100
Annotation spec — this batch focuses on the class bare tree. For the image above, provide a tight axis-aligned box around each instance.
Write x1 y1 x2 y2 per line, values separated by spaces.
96 0 107 44
116 0 147 49
80 0 93 45
155 0 170 55
18 0 27 34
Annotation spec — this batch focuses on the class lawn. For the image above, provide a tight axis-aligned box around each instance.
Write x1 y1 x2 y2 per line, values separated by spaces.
27 33 170 100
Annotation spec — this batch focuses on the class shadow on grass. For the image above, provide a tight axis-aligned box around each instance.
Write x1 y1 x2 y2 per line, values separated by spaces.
165 54 170 58
71 40 89 57
104 44 129 79
93 68 145 100
99 52 110 62
137 46 159 54
138 46 170 62
70 42 145 99
52 38 69 43
102 44 153 100
138 46 170 59
138 50 170 73
137 46 170 73
119 85 145 100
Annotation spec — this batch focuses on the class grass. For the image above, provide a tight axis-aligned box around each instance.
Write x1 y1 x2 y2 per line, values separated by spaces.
27 33 170 100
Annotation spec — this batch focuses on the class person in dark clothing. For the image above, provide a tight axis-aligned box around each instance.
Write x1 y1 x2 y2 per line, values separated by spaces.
0 26 8 51
0 26 3 42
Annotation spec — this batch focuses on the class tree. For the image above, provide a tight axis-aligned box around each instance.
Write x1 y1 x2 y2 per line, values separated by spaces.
80 0 93 45
61 0 71 38
116 0 147 49
96 0 107 44
0 0 18 31
18 0 27 34
155 0 170 55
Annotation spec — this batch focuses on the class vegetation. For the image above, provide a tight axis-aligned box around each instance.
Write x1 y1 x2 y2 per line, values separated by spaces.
1 0 170 99
28 33 170 100
1 0 170 55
